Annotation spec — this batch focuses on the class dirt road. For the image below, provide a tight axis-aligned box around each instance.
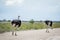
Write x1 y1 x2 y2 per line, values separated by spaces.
0 28 60 40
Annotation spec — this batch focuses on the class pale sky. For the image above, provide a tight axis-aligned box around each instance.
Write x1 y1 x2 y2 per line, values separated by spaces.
0 0 60 21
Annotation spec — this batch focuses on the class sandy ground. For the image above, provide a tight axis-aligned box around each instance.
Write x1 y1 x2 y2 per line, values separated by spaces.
0 28 60 40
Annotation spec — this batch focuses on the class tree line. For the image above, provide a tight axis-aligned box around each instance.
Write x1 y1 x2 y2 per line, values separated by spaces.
0 19 11 22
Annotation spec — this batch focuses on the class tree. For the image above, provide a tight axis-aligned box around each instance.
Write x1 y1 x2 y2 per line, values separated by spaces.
0 20 2 22
29 19 35 29
3 19 6 22
29 19 34 24
7 20 11 22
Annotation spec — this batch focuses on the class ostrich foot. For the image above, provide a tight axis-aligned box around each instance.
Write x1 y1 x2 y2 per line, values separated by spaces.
15 33 17 36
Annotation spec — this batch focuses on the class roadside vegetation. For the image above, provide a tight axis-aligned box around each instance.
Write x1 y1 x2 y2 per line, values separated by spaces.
0 21 60 33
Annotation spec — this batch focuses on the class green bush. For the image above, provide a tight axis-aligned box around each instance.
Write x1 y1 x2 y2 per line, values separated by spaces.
53 22 60 28
0 22 12 33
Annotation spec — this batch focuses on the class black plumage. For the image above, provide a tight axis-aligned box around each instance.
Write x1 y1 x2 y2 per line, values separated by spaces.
11 20 21 27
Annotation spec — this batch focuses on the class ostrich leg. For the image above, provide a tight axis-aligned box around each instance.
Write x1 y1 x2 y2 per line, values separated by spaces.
12 24 15 35
46 25 50 33
15 25 18 36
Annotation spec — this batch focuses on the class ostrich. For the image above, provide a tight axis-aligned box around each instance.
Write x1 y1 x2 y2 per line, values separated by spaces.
11 16 21 36
44 20 53 33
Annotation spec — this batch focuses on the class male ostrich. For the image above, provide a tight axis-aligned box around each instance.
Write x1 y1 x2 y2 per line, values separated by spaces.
44 20 53 33
11 16 21 36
